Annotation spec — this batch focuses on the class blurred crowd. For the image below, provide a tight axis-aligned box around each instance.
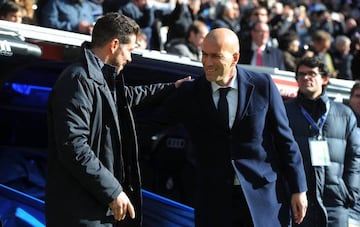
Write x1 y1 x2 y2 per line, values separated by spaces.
0 0 359 80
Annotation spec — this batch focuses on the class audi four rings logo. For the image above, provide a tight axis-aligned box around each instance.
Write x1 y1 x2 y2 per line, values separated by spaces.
0 40 13 56
166 138 186 149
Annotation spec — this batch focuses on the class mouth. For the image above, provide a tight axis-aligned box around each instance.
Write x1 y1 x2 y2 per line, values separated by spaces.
205 68 216 73
303 81 313 87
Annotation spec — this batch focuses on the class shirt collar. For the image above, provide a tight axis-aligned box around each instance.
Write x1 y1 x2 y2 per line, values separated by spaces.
211 69 238 92
252 42 265 51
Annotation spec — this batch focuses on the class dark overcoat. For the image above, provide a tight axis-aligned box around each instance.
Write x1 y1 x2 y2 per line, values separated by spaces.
46 47 171 226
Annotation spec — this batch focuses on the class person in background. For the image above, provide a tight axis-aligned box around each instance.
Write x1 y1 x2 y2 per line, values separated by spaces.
348 81 360 227
308 4 333 36
119 0 155 49
45 13 189 226
269 2 296 41
162 27 308 227
162 0 201 47
210 0 240 34
165 19 208 61
303 30 336 77
239 21 285 70
284 57 360 227
136 29 148 50
278 31 302 72
0 0 23 23
14 0 34 23
294 4 311 47
351 36 360 81
88 0 103 20
41 0 96 34
349 81 360 122
238 5 269 46
332 35 353 80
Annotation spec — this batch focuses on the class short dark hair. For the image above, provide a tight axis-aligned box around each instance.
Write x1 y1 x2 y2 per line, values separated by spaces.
91 13 140 48
350 81 360 97
186 20 206 40
278 31 299 51
0 1 22 18
295 57 329 79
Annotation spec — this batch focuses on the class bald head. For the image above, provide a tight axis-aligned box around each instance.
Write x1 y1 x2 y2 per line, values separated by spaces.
203 28 240 53
201 28 240 86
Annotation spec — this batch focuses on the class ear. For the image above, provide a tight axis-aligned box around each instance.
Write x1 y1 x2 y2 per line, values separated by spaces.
322 76 330 86
109 38 119 54
232 52 240 65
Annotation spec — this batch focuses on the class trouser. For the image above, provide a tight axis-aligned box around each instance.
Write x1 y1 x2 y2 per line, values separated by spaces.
232 185 254 227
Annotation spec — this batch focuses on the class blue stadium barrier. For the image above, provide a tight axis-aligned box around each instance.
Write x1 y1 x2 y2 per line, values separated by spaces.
0 184 45 227
0 184 194 227
142 189 194 227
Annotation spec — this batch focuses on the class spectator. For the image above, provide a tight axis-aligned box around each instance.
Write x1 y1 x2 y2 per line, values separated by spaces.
239 21 285 70
41 0 96 34
351 36 360 81
304 30 336 77
210 0 240 33
285 57 360 227
330 12 346 38
162 0 201 47
197 0 217 28
332 35 353 80
119 0 155 49
0 0 23 23
270 3 297 40
278 31 302 72
238 5 269 45
344 17 359 39
136 29 148 50
308 4 333 36
88 0 103 20
348 81 360 122
248 5 269 24
294 4 311 46
165 20 208 61
14 0 34 23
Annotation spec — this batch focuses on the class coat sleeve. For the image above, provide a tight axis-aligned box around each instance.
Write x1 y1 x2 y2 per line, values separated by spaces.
125 83 175 107
266 73 307 193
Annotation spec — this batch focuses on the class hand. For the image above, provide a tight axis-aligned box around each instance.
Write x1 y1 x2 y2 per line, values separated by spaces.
109 191 135 221
175 76 192 88
291 192 308 224
302 51 314 58
78 21 92 34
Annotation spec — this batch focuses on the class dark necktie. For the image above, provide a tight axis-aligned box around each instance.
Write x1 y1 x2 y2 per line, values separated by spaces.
218 87 230 128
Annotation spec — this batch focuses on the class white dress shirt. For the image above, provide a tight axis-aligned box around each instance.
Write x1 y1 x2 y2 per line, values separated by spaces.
211 71 238 129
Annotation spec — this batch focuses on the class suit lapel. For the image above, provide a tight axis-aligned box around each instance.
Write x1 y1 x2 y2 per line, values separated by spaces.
197 77 227 127
234 66 254 126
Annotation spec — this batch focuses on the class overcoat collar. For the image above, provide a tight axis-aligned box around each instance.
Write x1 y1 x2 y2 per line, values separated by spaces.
81 44 121 137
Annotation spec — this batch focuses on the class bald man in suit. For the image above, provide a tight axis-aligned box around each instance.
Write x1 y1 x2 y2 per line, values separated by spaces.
162 28 308 226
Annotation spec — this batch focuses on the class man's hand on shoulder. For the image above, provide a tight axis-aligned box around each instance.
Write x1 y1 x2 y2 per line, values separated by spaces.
175 76 192 88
